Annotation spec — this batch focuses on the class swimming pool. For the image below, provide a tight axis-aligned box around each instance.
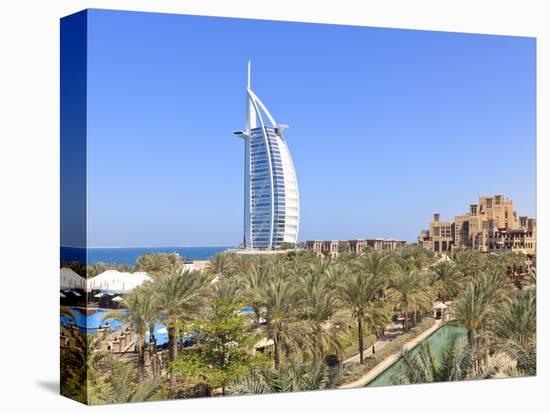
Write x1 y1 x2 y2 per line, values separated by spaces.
60 306 256 346
60 307 170 345
366 323 467 387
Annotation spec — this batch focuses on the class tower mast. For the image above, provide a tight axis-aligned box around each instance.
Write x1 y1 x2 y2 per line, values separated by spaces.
246 60 257 132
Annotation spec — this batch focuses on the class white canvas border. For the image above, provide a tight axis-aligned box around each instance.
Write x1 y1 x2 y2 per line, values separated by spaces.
0 1 546 413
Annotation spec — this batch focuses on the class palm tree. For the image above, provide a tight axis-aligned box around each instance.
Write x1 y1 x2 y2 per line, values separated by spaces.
395 245 434 271
323 262 348 290
138 284 160 353
502 341 536 377
154 267 212 362
454 271 509 346
60 333 111 404
338 267 385 363
211 278 242 305
387 269 433 331
500 252 529 288
87 262 108 278
490 288 536 376
299 265 346 358
82 334 112 383
135 253 183 277
261 268 314 368
453 248 484 281
430 261 463 302
363 300 392 339
238 261 269 324
391 336 500 385
103 288 155 382
360 250 395 284
106 361 161 404
206 252 237 278
230 360 338 394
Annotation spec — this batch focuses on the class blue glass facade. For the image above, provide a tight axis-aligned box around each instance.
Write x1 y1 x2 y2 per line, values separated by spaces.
249 126 290 249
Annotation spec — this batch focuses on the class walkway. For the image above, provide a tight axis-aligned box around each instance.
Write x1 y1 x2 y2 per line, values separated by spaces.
342 322 403 368
339 319 443 389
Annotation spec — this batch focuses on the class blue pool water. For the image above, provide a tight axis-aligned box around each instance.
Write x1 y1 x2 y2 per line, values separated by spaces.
61 306 255 345
60 308 170 345
61 246 231 265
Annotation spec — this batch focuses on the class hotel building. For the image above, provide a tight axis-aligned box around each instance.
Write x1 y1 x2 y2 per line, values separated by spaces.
306 238 407 259
233 62 300 250
418 195 536 255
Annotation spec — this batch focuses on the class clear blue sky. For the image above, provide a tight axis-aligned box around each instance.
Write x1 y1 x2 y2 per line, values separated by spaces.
85 9 536 247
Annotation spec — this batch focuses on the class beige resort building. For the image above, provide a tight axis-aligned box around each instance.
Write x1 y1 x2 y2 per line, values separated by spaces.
306 238 406 259
418 194 536 255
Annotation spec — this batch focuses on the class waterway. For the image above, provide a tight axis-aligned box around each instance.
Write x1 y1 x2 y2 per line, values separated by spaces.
367 323 467 387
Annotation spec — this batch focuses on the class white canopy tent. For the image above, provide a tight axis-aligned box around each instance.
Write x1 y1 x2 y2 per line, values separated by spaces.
61 268 154 295
60 268 87 290
87 270 153 294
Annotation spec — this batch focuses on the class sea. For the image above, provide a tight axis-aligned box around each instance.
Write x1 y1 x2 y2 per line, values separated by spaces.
61 246 230 265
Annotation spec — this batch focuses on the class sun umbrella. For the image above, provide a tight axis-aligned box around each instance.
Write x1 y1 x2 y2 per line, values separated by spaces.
94 292 105 298
60 292 66 298
112 296 124 302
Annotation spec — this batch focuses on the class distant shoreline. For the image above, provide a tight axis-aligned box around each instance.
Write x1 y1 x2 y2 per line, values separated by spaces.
61 246 230 265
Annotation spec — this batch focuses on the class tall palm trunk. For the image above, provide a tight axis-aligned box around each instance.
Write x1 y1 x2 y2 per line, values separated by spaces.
149 320 156 353
137 339 145 382
273 337 281 369
467 328 475 346
168 327 177 362
358 317 364 364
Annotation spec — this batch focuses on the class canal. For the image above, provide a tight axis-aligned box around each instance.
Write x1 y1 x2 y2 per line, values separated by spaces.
367 323 467 387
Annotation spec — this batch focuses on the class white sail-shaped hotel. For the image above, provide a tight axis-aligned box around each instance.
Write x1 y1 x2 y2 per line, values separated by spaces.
233 62 300 250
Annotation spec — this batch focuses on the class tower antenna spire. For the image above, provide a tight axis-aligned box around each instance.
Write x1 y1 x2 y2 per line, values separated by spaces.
247 60 251 89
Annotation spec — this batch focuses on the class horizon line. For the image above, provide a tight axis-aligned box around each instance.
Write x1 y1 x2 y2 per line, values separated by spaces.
62 238 416 249
61 244 236 249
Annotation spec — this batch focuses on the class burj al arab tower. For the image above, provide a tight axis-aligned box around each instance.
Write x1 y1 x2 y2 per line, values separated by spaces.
233 62 300 250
